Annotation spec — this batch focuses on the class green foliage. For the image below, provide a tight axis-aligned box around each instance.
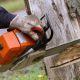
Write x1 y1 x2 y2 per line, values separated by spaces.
0 63 48 80
0 0 25 12
13 66 48 80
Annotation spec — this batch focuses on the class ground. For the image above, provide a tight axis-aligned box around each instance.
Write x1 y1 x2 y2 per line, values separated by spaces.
0 62 47 80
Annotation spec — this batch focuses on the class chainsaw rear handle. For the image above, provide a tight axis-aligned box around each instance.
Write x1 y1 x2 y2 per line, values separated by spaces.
10 14 54 67
7 14 53 50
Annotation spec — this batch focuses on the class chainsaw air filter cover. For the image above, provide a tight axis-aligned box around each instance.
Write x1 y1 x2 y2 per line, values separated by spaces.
0 30 35 65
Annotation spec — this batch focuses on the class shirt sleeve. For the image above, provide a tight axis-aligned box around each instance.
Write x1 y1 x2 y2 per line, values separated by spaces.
0 6 16 28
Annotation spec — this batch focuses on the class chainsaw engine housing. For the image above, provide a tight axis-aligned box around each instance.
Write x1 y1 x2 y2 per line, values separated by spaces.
0 29 35 64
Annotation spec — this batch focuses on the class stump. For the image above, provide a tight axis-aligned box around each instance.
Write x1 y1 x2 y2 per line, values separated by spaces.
25 0 80 79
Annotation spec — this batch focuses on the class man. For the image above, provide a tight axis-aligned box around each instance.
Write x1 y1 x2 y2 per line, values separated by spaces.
0 6 44 41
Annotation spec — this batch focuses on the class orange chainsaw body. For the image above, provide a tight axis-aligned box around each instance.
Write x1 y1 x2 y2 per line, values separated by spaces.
0 29 35 65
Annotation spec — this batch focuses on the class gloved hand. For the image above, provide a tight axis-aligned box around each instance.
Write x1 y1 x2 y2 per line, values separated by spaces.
10 14 44 41
0 7 44 40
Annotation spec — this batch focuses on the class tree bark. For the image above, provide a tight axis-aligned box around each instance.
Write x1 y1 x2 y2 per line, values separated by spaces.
43 43 80 80
66 0 80 17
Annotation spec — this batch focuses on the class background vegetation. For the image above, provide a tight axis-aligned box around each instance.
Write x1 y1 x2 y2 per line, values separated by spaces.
0 62 48 80
0 0 25 12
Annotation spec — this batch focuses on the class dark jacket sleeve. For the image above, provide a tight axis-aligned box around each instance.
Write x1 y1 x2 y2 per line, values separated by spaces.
0 6 16 28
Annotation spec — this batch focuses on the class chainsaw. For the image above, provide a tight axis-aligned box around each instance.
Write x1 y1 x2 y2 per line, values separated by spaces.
0 15 53 72
0 15 80 72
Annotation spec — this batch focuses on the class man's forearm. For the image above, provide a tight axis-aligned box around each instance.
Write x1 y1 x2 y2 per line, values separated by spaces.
0 7 16 28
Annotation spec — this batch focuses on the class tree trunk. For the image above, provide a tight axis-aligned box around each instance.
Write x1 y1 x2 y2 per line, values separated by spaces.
26 0 80 80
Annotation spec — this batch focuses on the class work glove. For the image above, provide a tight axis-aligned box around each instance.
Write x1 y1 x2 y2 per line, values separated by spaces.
10 14 44 41
0 7 44 40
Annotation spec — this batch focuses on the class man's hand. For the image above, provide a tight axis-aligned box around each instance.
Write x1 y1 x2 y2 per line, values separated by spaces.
10 14 44 41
